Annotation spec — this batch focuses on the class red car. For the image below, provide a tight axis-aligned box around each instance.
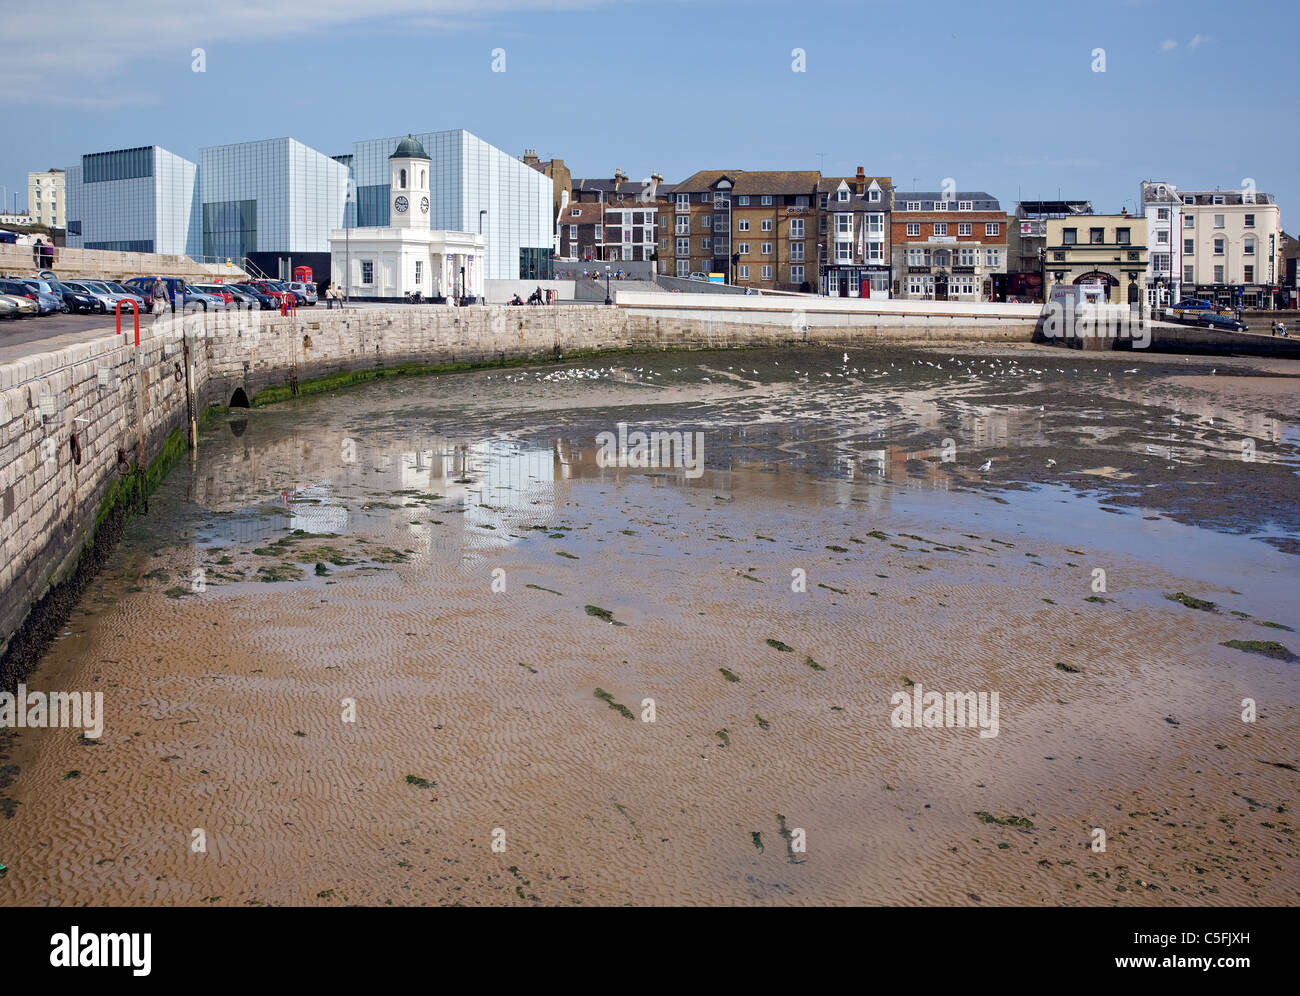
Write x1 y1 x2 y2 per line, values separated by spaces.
240 280 294 306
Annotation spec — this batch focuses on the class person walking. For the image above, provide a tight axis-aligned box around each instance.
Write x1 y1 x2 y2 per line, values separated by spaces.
151 277 167 316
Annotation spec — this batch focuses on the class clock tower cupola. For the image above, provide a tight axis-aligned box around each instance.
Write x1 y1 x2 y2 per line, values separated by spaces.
389 135 431 230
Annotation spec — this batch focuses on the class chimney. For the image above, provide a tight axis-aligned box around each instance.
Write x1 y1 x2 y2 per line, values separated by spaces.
856 166 866 194
614 168 627 184
522 148 539 165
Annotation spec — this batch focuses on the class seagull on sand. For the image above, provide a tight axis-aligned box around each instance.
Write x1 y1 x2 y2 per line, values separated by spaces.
1046 459 1057 468
978 460 992 473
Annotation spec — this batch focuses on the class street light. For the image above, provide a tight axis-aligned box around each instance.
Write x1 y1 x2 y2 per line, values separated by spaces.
479 209 486 235
604 264 612 305
344 179 355 304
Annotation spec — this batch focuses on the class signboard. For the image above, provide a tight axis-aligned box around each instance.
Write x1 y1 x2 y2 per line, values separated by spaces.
708 272 725 284
953 266 975 274
927 235 957 244
907 266 931 274
1019 220 1046 236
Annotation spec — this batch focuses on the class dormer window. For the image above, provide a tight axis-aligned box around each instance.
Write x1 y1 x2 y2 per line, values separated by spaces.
571 209 581 217
869 187 881 202
838 188 850 202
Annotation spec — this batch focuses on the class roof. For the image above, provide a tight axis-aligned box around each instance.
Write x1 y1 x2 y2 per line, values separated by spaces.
390 135 430 160
1177 189 1276 206
673 170 743 193
817 175 891 194
895 191 1002 211
560 202 605 224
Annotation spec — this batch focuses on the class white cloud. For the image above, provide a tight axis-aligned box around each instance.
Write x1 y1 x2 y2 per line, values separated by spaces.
1189 33 1213 49
1159 39 1177 52
0 0 627 108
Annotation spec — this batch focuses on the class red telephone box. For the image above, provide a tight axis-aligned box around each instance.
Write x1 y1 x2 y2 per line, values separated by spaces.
293 265 313 284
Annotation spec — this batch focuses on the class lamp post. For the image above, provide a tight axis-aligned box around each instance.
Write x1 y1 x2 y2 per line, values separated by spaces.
460 265 466 307
479 209 486 235
604 264 612 305
344 179 355 304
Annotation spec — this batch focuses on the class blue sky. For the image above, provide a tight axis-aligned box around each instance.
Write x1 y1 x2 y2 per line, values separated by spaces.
2 0 1296 221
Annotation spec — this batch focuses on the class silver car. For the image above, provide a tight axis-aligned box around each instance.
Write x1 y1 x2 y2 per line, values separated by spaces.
101 280 148 310
286 281 318 305
60 281 112 313
15 278 68 315
81 279 152 313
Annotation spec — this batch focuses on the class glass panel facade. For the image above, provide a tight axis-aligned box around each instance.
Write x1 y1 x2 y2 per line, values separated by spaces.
519 247 554 280
200 138 347 257
65 146 198 255
83 147 154 184
203 199 257 260
85 240 154 252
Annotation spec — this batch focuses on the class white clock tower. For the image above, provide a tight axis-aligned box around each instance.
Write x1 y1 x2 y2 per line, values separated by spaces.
330 133 483 303
389 135 431 231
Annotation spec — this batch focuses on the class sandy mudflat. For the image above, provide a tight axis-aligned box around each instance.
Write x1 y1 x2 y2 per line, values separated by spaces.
1 343 1297 906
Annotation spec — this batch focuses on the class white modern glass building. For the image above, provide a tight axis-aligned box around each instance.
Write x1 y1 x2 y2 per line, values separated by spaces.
349 129 553 279
65 146 200 255
200 138 349 262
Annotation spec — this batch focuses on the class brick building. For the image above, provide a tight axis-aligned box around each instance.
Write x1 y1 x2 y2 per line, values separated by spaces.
891 191 1007 300
563 170 665 263
816 168 892 296
669 169 820 290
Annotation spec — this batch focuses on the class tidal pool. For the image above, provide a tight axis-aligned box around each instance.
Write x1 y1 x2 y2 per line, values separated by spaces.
2 343 1297 906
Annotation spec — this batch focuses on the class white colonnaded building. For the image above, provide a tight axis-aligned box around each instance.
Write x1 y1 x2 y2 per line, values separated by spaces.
330 136 486 302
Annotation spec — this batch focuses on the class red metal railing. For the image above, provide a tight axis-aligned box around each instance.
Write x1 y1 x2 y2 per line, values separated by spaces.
115 299 139 345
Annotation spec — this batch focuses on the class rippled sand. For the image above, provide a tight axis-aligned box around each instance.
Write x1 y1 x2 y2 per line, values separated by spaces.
1 344 1297 906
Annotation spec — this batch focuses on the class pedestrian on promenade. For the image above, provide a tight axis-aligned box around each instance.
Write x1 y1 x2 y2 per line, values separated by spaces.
151 277 167 316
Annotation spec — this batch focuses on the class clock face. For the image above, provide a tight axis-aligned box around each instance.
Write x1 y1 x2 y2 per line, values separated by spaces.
420 196 429 214
394 195 409 214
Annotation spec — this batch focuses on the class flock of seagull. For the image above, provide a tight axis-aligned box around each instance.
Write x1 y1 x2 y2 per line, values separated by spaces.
473 349 1224 477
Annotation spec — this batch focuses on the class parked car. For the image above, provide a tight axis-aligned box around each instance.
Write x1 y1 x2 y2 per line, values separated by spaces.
13 278 67 315
1196 311 1249 333
0 289 38 316
0 295 19 319
688 272 709 281
225 283 277 310
265 279 306 305
182 285 228 311
57 282 102 313
193 283 238 306
0 277 50 315
59 281 113 313
286 280 318 305
80 279 149 312
241 280 295 307
100 281 148 309
121 276 219 312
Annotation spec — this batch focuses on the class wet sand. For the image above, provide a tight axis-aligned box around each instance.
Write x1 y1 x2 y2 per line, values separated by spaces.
1 342 1297 906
